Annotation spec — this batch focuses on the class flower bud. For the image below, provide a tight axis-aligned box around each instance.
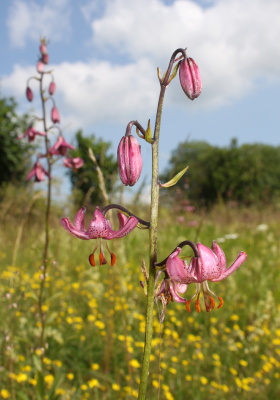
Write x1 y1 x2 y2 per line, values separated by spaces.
117 135 142 186
179 57 202 100
49 81 56 95
26 86 33 102
51 106 60 124
40 42 47 55
41 53 49 64
37 61 44 74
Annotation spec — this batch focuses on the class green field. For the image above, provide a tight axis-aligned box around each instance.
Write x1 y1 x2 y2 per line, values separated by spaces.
0 193 280 399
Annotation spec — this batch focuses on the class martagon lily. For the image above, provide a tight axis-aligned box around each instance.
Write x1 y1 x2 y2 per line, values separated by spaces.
61 206 145 266
49 135 75 156
18 124 46 142
157 241 247 312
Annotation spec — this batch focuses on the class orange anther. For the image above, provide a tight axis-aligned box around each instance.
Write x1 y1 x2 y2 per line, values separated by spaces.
110 253 117 266
186 300 192 312
89 253 96 267
217 297 224 309
209 296 215 310
195 299 201 313
99 252 107 265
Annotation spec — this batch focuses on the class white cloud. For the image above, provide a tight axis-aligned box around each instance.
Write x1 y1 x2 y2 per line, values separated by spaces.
90 0 280 107
3 0 280 134
7 0 72 48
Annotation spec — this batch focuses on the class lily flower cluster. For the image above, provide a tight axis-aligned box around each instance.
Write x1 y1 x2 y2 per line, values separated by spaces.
155 241 247 313
20 39 84 182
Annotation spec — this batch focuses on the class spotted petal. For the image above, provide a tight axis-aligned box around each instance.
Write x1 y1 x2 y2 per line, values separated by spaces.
166 247 197 284
60 217 90 240
211 251 247 282
73 207 86 231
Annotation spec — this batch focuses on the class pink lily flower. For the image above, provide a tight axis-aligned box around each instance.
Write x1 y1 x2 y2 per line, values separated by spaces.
49 135 75 156
166 241 247 312
18 125 46 142
63 157 84 170
26 161 50 182
61 207 139 266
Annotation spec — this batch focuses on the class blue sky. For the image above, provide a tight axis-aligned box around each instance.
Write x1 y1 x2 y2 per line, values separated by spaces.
1 0 280 198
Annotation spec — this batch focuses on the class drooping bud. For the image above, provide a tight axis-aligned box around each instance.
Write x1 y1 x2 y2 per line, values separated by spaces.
49 81 56 95
41 53 49 64
117 135 142 186
37 61 44 74
179 57 202 100
51 106 60 124
26 86 33 102
39 42 47 55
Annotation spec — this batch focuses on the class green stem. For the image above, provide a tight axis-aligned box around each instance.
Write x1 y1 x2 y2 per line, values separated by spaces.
138 48 186 399
138 85 166 400
38 72 52 349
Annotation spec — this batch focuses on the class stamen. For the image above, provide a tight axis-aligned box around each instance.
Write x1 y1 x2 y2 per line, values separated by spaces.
217 297 224 309
186 300 192 312
110 253 117 266
89 253 96 267
195 299 201 313
209 296 215 308
99 252 107 265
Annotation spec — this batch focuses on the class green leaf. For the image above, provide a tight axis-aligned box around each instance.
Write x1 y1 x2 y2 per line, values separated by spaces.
159 166 189 188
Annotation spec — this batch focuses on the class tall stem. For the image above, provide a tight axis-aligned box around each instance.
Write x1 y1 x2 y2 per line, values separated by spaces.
138 48 186 399
138 86 166 400
38 73 52 349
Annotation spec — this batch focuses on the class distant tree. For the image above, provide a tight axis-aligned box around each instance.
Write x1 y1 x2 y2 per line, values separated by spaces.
161 139 280 207
0 96 33 187
67 130 118 207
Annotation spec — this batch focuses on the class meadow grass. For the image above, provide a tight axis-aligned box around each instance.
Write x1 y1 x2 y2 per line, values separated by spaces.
0 194 280 399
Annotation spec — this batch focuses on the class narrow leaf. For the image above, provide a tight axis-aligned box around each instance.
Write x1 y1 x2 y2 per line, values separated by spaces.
159 166 189 188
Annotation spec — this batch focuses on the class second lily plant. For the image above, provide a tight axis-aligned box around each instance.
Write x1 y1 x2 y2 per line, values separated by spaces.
61 48 247 399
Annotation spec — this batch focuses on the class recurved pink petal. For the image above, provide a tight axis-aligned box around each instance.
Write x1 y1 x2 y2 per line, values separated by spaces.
211 251 247 282
74 207 86 231
109 215 138 239
60 218 90 240
166 247 196 284
211 241 226 270
196 243 221 282
26 168 35 181
169 281 187 303
117 212 129 228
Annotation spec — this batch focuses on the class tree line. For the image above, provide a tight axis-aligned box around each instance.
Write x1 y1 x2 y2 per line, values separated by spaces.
1 96 280 208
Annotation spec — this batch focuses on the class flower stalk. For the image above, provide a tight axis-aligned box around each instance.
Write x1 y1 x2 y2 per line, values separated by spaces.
138 48 186 400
